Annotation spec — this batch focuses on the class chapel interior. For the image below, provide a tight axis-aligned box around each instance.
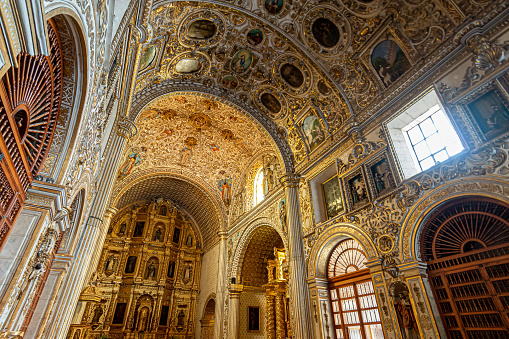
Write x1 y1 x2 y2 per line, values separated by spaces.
0 0 509 339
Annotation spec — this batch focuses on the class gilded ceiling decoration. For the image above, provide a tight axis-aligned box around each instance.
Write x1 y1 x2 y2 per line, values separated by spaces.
119 94 276 200
126 0 501 165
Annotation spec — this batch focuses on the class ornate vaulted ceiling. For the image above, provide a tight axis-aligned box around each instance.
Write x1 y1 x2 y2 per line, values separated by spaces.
114 175 224 249
121 0 499 164
119 93 275 189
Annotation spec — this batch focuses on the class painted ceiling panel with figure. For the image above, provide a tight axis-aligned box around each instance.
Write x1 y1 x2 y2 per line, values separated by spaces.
118 94 276 196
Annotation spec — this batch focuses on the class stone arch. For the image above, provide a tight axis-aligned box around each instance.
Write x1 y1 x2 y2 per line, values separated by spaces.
128 81 295 173
43 9 89 184
400 177 509 263
201 293 216 320
229 217 288 281
307 223 377 279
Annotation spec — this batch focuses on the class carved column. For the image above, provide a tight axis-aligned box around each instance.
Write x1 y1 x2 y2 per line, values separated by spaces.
228 284 243 339
279 174 313 339
214 230 228 339
275 290 286 339
266 290 276 339
399 263 445 339
44 118 136 339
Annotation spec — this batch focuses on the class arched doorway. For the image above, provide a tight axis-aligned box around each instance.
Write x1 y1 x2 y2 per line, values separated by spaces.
201 298 215 339
421 198 509 338
327 238 384 339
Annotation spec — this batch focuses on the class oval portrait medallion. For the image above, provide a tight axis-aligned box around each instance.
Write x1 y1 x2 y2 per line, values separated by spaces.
175 59 202 73
231 49 253 73
188 19 217 39
312 18 340 48
261 93 281 114
281 63 304 88
221 75 238 89
138 46 156 71
247 29 263 46
264 0 284 14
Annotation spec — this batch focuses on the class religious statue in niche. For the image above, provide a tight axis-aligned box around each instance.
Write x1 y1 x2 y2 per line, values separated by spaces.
393 283 419 339
186 234 193 246
137 307 150 331
118 222 126 235
104 255 115 275
279 198 287 233
183 263 193 283
167 261 176 278
159 205 167 216
91 304 103 323
369 157 396 197
125 256 137 274
176 310 186 332
263 158 276 195
172 227 181 244
133 221 145 237
112 303 127 324
145 261 157 279
466 89 509 141
322 175 344 219
347 172 369 209
371 40 411 87
153 227 163 242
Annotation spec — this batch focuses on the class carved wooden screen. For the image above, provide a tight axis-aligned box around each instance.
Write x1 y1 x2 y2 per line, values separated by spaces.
328 239 385 339
423 198 509 339
0 19 62 250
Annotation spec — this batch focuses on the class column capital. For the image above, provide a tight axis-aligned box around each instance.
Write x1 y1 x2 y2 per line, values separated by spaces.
229 284 244 296
279 173 300 188
117 116 137 140
104 207 118 220
217 230 228 239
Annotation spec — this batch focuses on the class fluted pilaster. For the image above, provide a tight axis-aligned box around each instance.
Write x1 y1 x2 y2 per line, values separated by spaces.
228 284 243 339
44 118 135 339
279 173 313 339
214 230 228 339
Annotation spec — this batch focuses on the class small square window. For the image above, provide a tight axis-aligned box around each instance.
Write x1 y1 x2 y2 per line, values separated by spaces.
386 88 464 178
403 108 463 171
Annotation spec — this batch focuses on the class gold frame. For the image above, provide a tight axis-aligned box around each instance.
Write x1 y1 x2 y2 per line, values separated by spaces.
321 175 345 220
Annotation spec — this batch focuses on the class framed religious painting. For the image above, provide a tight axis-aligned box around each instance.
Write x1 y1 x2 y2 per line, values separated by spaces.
463 83 509 142
365 151 397 199
342 168 370 211
322 175 344 220
247 306 260 332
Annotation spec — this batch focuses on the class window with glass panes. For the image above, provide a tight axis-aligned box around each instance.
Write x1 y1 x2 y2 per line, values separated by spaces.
328 239 385 339
402 105 463 171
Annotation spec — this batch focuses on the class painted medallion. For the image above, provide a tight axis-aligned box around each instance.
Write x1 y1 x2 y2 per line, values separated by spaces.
247 29 263 46
371 40 410 87
281 63 304 88
264 0 284 14
175 58 202 73
188 19 217 39
138 46 156 71
312 18 340 48
231 49 253 73
261 93 281 114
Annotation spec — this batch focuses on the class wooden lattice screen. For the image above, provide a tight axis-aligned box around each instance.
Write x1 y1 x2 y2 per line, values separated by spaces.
423 198 509 339
0 19 62 250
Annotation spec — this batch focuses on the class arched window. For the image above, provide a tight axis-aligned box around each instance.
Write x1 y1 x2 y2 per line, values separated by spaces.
328 239 384 339
254 167 264 205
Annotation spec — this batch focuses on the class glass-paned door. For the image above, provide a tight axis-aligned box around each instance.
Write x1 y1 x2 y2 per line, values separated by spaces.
329 274 384 339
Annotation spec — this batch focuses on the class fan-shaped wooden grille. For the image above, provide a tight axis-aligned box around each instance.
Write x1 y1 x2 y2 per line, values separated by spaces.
0 19 62 249
328 238 368 278
422 199 509 262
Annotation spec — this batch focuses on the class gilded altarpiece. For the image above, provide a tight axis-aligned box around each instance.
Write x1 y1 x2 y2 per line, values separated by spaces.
77 200 202 338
